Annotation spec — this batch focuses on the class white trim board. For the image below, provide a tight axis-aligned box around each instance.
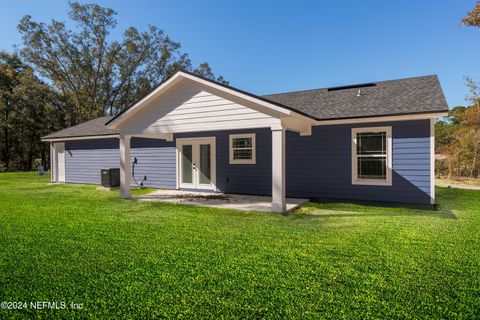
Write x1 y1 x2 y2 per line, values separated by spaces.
430 118 435 204
176 136 217 191
53 142 66 183
229 133 256 165
42 133 174 142
42 134 118 142
351 126 392 186
316 113 447 126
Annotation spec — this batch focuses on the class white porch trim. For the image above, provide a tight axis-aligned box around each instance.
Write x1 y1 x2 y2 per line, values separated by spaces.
430 118 435 204
50 142 55 182
271 127 286 213
119 134 131 198
50 142 65 183
130 133 173 141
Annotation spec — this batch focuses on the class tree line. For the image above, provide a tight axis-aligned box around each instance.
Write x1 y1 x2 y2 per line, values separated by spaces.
436 2 480 179
0 2 226 172
1 2 479 177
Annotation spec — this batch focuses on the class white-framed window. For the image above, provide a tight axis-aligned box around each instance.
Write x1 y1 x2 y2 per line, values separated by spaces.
229 133 256 164
352 126 392 186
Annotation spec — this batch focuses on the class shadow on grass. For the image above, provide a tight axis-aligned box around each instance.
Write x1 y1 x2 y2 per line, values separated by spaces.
293 198 456 220
293 210 456 220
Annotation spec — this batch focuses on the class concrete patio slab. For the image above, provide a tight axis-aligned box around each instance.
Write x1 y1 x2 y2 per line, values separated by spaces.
133 189 308 213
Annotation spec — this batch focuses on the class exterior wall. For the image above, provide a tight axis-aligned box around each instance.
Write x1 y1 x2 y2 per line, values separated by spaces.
178 120 431 204
286 120 431 204
175 128 272 195
65 139 119 184
62 119 431 204
64 138 176 188
130 138 176 189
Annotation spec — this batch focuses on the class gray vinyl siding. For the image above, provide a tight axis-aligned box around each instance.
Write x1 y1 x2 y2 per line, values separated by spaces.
286 120 431 204
65 139 119 184
64 119 431 204
175 128 272 195
65 138 176 189
178 121 431 204
130 138 176 189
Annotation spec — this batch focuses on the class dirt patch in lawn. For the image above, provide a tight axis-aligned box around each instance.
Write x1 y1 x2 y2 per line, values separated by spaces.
436 178 480 190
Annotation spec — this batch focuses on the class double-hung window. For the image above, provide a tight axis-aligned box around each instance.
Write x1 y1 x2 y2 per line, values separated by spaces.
352 127 392 186
229 134 256 164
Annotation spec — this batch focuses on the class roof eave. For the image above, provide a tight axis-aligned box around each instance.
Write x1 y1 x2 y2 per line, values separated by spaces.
314 110 449 125
41 133 119 142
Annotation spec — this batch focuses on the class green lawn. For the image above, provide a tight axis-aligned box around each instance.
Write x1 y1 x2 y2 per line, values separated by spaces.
0 173 479 319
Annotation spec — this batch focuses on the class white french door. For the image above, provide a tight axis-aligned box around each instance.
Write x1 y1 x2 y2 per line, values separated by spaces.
177 137 216 190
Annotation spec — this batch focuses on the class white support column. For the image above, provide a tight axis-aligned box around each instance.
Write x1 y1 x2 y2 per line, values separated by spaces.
120 134 131 198
50 142 55 182
271 127 286 213
430 117 435 205
51 142 58 182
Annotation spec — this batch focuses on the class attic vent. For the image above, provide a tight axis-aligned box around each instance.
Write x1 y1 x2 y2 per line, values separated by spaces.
327 83 376 91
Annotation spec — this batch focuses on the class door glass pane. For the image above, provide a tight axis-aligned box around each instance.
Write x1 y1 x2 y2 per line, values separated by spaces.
199 144 211 185
357 157 386 179
182 145 193 184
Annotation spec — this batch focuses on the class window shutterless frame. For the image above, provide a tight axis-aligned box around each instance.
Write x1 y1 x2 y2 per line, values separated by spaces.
229 133 256 164
351 126 392 186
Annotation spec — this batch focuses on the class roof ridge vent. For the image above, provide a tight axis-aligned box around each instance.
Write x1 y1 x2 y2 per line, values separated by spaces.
327 82 376 92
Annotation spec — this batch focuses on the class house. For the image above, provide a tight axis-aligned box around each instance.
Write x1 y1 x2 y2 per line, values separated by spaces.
42 71 448 213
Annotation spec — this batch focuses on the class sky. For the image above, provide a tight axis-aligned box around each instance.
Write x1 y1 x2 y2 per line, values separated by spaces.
0 0 479 108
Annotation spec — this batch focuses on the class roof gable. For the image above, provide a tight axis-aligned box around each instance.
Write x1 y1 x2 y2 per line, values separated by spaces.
107 71 309 129
116 79 282 134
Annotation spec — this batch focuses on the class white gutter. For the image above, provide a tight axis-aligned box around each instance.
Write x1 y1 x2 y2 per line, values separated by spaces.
41 134 119 142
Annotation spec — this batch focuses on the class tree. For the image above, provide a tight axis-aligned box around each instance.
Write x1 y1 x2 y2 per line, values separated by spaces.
437 2 480 178
462 1 480 111
0 53 22 171
435 106 466 148
462 0 480 27
0 52 58 171
459 2 480 177
17 2 226 126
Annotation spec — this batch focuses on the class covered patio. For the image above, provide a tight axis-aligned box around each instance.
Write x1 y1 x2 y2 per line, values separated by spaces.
106 71 315 213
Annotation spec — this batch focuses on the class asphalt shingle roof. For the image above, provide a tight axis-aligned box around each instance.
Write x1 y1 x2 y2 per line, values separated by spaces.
42 116 118 140
42 74 448 140
262 75 448 120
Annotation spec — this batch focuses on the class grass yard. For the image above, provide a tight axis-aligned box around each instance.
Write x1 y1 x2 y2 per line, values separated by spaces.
0 173 479 319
